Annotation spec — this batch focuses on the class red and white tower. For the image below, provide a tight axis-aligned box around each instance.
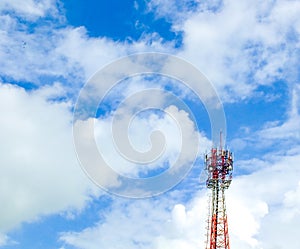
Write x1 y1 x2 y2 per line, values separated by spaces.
205 137 233 249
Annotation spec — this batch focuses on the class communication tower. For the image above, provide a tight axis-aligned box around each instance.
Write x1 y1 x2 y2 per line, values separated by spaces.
204 135 233 249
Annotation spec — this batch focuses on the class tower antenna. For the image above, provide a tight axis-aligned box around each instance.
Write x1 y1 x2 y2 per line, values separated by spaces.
204 132 233 249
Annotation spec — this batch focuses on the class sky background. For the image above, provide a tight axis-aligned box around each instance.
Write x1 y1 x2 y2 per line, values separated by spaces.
0 0 300 248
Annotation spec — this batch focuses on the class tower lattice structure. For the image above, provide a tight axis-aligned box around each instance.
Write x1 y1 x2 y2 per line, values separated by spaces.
204 141 233 249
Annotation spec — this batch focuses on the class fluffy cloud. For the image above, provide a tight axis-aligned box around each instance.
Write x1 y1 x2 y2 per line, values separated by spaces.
240 155 300 249
229 84 300 158
2 0 299 100
0 0 59 20
0 234 9 246
8 0 300 104
73 76 211 197
54 27 174 80
0 83 99 232
0 15 76 84
1 0 300 248
258 85 300 142
59 193 206 249
93 104 205 178
60 198 169 249
0 2 174 88
59 82 300 247
60 149 300 249
149 0 300 101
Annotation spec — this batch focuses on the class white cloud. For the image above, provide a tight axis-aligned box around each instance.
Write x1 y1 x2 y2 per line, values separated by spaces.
147 0 200 24
0 15 78 84
59 193 207 249
230 83 300 158
53 27 127 81
0 0 58 20
0 0 175 89
149 0 300 101
0 83 100 232
60 150 300 249
93 104 205 178
1 0 299 248
1 0 298 102
283 181 300 220
220 83 300 247
59 76 300 247
258 85 300 141
60 198 171 249
54 27 176 81
257 181 300 249
0 233 9 246
229 152 300 248
73 76 211 196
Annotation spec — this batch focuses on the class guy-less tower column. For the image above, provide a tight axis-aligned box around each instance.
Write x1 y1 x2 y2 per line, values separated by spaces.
205 140 233 249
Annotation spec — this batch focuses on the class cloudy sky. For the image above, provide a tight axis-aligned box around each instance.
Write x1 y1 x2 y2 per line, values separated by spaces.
0 0 300 248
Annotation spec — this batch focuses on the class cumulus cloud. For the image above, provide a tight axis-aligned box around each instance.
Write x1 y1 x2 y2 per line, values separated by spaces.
54 27 177 80
60 198 171 249
60 149 300 249
283 181 300 220
2 0 298 101
256 179 300 249
1 0 300 248
149 0 300 101
59 193 207 249
93 104 204 178
9 0 299 105
0 83 100 232
0 3 174 88
230 83 300 157
0 0 59 20
59 78 300 247
221 84 300 247
0 15 77 84
0 233 9 246
73 75 211 197
258 84 300 142
228 152 300 248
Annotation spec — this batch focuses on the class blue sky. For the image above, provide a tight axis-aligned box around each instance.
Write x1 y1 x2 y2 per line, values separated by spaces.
0 0 300 248
63 0 180 42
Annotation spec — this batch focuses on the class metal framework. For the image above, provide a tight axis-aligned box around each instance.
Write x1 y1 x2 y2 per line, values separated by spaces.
205 142 233 249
